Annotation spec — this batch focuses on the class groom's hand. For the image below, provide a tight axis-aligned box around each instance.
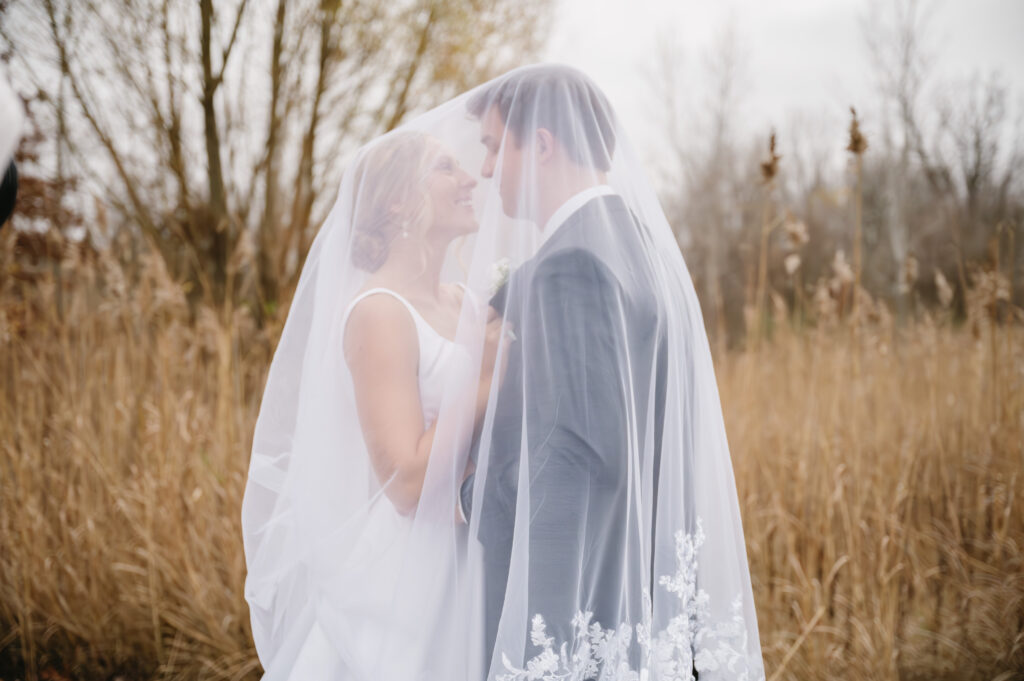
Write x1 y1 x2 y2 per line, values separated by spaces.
455 458 476 525
471 308 512 443
482 308 513 385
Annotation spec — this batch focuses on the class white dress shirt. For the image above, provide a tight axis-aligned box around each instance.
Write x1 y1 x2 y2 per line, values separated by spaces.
539 184 616 248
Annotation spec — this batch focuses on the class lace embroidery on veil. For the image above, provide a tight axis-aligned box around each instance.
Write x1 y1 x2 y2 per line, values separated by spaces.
497 518 765 681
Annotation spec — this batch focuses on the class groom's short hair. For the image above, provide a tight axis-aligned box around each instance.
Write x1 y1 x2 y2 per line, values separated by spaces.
468 65 617 172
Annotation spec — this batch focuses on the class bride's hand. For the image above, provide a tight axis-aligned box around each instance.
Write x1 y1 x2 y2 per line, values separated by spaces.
473 307 512 427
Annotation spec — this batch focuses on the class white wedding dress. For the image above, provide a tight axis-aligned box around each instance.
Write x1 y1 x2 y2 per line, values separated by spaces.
286 287 473 680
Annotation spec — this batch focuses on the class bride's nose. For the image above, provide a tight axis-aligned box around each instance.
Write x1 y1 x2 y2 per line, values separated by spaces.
460 170 478 190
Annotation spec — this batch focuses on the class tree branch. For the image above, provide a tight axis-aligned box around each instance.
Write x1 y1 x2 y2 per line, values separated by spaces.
214 0 250 90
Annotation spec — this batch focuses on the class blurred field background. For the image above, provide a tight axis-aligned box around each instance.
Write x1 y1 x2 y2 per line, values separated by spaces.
1 0 1022 679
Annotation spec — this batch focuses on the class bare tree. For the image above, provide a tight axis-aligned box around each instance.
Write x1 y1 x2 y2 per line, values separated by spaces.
936 75 1020 234
1 0 552 308
652 21 752 347
862 0 1022 306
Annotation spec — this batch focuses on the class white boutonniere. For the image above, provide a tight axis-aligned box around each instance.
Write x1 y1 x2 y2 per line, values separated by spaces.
489 257 512 297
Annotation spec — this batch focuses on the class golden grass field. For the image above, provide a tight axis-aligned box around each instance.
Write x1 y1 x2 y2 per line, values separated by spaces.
1 239 1022 680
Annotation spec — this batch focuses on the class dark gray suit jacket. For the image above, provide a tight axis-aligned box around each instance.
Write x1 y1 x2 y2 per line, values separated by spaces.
460 194 669 668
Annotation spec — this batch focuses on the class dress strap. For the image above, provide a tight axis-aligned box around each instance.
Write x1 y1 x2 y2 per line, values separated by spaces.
453 281 483 317
342 288 426 338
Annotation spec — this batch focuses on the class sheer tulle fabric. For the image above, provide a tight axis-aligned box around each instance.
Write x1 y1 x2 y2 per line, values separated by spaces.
241 64 764 680
0 73 23 167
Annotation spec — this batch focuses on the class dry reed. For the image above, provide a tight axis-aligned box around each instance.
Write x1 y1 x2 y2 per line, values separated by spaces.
1 226 1022 680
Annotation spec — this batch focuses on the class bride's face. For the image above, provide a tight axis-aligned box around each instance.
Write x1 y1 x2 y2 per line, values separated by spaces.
423 144 479 240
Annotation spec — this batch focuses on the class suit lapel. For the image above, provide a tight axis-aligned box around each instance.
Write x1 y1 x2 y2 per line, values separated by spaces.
488 194 628 317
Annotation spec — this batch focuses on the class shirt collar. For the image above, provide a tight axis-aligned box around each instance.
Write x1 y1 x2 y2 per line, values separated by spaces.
540 184 616 247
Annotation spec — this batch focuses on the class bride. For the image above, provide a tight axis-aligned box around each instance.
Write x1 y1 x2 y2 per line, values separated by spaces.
242 130 505 679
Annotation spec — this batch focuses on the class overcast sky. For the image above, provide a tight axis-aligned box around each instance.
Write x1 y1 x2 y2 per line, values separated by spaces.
545 0 1024 166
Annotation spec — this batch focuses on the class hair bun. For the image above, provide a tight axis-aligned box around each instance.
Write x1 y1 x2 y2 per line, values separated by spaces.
352 229 389 272
347 131 431 272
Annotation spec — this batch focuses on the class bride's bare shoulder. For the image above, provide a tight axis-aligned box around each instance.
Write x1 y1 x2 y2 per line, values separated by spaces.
343 292 417 363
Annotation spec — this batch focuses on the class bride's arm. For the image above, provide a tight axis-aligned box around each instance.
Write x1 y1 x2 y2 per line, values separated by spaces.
343 295 437 516
474 305 511 421
447 283 511 429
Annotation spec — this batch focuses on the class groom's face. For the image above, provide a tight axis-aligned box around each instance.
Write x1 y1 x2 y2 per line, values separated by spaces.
479 106 526 219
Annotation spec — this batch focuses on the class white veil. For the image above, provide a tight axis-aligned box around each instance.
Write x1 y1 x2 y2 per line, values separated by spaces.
241 64 764 681
0 71 23 168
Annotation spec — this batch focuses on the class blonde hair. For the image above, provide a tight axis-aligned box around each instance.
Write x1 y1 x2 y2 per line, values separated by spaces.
349 131 436 272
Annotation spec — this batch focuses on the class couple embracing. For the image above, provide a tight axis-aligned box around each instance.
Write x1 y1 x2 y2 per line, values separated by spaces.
241 64 765 681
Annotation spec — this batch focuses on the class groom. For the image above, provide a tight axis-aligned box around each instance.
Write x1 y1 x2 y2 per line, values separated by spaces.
459 65 669 672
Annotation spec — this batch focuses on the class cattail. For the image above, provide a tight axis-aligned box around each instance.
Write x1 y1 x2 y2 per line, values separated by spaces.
770 289 788 319
935 269 954 308
784 253 802 276
753 131 783 348
812 278 838 323
832 249 854 285
847 107 868 155
784 214 810 248
847 107 868 330
900 255 919 295
761 131 781 185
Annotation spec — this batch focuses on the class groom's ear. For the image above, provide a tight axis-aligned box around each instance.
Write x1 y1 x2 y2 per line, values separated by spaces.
535 128 555 165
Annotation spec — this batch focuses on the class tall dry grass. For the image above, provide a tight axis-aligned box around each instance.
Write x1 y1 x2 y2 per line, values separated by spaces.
1 238 269 680
726 319 1023 680
1 227 1022 680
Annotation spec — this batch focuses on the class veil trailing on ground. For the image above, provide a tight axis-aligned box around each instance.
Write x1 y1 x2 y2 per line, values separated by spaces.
241 64 764 681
